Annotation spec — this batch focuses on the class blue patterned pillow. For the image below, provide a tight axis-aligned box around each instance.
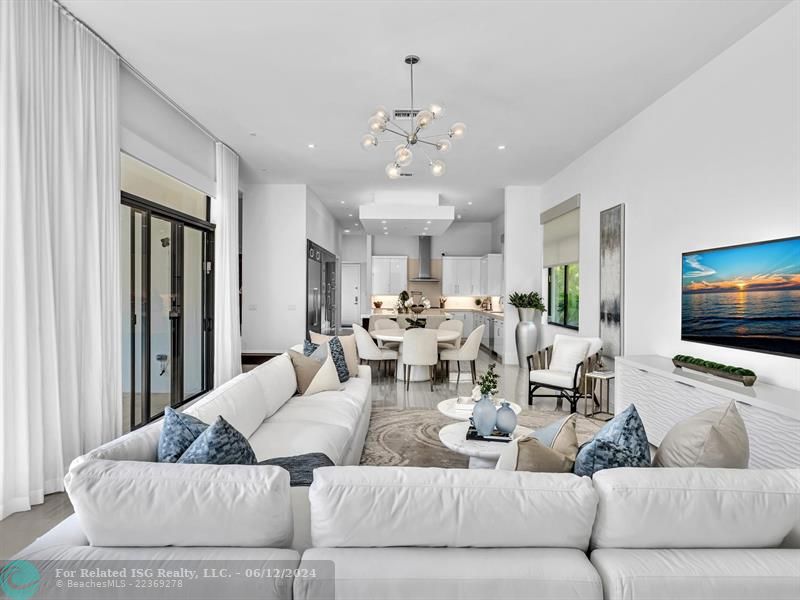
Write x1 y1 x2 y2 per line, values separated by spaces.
158 407 208 463
303 339 327 363
327 337 350 383
574 404 651 477
177 416 256 465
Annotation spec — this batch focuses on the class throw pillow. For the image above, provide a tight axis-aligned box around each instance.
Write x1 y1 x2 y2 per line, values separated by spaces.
303 339 328 363
549 338 591 373
177 416 256 465
327 337 350 383
310 331 359 377
653 401 749 468
496 437 574 473
574 404 651 477
531 413 579 461
289 349 324 394
303 353 344 396
158 407 208 463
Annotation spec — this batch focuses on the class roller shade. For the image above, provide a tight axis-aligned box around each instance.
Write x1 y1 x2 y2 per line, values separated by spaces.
542 208 580 267
119 65 216 195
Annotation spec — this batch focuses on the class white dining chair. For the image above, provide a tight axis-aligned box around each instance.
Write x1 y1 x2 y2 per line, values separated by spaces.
423 315 447 329
437 319 464 350
372 318 400 350
440 324 484 386
353 324 398 379
401 328 439 391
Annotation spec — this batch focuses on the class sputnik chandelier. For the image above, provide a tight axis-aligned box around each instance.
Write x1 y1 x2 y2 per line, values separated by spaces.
361 55 466 179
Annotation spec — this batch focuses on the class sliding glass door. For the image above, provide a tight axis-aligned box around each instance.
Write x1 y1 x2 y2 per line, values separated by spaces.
121 193 215 431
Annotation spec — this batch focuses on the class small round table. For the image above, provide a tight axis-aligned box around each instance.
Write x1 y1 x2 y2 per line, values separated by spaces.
437 398 522 421
439 421 532 469
372 328 461 382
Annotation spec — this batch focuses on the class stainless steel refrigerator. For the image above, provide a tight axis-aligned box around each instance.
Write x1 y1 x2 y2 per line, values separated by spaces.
307 240 337 336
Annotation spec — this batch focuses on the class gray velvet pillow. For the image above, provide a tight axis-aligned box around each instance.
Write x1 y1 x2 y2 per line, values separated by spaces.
653 401 749 468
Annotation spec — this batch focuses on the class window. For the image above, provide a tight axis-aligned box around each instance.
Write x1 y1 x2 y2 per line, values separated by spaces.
548 263 579 329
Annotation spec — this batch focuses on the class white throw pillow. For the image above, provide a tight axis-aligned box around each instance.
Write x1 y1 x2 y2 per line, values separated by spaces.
310 332 359 377
304 353 344 396
549 338 590 373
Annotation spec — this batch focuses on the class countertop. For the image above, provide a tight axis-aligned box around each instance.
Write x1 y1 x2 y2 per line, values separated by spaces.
364 308 505 320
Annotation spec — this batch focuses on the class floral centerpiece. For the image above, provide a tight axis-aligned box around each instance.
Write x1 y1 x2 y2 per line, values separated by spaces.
395 290 411 313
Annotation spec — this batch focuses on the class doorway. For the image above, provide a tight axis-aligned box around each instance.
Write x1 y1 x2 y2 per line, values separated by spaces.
340 262 361 327
121 192 215 431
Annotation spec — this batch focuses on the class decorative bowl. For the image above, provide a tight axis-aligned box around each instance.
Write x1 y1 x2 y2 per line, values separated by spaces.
410 305 425 314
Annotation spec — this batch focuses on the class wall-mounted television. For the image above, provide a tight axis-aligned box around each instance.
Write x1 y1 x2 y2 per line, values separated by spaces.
681 236 800 359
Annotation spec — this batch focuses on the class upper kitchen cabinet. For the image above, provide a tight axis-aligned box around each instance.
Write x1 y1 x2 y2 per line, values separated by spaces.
372 256 408 295
442 256 481 296
480 253 504 296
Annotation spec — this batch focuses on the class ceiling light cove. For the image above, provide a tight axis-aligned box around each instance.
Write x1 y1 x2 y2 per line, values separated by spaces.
307 143 315 149
361 55 466 179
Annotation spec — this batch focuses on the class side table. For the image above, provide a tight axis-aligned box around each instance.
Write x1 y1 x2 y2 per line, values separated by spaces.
584 370 615 421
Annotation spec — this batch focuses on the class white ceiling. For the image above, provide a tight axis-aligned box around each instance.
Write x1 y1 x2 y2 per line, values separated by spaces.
65 0 787 227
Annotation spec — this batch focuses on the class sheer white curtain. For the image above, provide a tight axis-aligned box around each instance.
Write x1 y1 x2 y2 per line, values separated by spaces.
211 143 242 385
0 0 121 519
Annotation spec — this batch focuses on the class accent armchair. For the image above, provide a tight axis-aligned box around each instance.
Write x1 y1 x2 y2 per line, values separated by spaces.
526 334 603 413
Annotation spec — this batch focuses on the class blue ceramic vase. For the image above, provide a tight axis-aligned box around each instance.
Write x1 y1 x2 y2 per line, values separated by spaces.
472 394 497 437
495 401 517 435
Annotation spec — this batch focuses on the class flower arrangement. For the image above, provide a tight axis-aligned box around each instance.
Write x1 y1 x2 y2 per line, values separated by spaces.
477 363 500 397
395 290 411 313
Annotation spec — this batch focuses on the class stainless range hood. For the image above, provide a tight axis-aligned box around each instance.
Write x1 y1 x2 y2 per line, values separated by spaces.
409 236 440 282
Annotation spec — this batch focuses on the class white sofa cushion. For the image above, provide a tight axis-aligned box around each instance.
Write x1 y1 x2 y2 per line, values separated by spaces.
591 467 800 549
529 369 574 388
65 459 292 547
266 393 362 435
296 547 603 600
250 353 298 419
248 420 352 464
185 371 268 439
591 548 800 600
309 466 597 549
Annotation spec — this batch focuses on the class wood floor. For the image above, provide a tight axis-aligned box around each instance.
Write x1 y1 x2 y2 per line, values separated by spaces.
1 348 613 557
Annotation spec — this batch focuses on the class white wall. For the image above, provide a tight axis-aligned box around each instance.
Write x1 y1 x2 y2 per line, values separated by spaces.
491 213 505 254
371 222 493 257
241 184 307 353
340 234 369 321
503 186 543 365
540 2 800 389
306 187 340 255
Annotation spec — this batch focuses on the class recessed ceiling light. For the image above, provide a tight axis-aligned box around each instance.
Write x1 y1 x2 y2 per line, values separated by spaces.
381 220 387 224
468 201 473 205
426 220 431 224
457 214 462 219
307 143 315 149
340 200 345 204
383 231 389 235
424 227 428 231
383 226 388 230
497 145 506 150
348 213 353 217
344 229 350 233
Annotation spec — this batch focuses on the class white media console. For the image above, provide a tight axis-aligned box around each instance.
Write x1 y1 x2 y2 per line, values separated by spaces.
616 355 800 469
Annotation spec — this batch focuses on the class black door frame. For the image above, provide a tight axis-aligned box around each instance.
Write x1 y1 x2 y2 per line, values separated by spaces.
122 191 215 430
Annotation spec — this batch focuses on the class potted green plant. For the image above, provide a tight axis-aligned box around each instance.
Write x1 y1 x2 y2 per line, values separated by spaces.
508 291 546 368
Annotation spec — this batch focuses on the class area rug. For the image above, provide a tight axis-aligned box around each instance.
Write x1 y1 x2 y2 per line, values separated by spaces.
359 408 603 468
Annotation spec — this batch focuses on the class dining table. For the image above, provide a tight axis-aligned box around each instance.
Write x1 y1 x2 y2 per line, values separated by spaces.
371 327 461 382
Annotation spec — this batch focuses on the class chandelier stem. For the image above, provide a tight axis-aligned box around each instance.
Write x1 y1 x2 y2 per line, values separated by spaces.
410 59 414 111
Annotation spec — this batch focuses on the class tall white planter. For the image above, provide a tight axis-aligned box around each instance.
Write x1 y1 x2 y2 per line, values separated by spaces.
515 308 540 367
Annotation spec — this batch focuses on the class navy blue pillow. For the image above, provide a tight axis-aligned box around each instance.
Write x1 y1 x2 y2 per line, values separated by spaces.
303 339 319 356
158 407 208 463
177 416 256 465
574 404 651 477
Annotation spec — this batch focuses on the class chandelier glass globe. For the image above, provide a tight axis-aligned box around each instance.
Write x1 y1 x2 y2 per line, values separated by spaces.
449 122 466 139
436 139 451 153
385 162 401 179
361 133 377 150
368 116 387 133
374 105 389 120
430 159 446 177
429 103 444 119
395 146 413 166
416 110 434 129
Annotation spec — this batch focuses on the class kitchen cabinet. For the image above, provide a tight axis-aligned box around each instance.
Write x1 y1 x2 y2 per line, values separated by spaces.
493 319 504 356
480 253 504 296
371 256 407 295
442 256 481 296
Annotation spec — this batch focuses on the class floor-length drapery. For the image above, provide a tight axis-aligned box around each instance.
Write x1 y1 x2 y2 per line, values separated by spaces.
211 143 242 385
0 0 121 520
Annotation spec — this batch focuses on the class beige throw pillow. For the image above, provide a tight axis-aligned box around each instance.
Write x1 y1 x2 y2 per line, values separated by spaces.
303 353 344 396
653 401 749 468
288 350 323 395
496 437 574 473
310 332 359 377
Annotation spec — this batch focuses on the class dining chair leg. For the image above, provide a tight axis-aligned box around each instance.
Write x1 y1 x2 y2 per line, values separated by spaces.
405 366 410 391
471 361 477 384
429 366 434 392
456 361 461 386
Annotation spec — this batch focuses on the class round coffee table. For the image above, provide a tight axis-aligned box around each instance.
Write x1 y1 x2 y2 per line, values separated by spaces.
439 421 531 469
437 398 522 421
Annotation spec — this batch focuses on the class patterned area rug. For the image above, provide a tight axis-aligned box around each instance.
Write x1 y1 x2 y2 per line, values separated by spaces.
360 408 603 468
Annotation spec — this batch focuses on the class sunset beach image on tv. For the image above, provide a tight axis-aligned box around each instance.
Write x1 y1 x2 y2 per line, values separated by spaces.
681 236 800 358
